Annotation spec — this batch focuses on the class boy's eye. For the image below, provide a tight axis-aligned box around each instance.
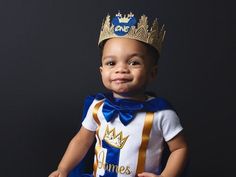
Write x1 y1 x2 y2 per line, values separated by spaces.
129 60 141 65
105 61 115 66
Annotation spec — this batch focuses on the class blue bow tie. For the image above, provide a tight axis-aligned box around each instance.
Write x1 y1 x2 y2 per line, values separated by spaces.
102 98 144 126
91 93 172 126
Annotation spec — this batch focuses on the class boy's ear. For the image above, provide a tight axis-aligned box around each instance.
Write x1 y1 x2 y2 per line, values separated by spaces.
99 66 103 73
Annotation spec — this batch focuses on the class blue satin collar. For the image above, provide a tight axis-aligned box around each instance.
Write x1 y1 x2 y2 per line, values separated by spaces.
94 93 172 126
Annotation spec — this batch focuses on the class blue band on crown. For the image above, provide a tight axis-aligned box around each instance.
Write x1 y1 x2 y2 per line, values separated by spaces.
112 15 136 36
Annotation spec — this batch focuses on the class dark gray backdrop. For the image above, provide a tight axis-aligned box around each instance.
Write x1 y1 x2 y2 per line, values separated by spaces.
0 0 235 177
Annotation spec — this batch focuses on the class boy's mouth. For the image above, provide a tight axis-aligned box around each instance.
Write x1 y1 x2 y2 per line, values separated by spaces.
112 78 132 84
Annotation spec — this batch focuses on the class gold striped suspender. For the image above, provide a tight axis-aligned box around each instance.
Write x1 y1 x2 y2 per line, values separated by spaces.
136 112 155 174
92 100 104 177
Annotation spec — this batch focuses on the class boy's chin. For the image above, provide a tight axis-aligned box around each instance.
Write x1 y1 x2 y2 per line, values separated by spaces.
112 91 147 100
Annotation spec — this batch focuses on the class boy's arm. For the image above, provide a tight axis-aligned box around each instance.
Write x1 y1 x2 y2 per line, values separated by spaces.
160 132 188 177
50 126 95 176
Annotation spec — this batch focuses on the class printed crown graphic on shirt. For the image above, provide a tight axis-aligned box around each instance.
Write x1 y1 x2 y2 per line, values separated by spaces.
104 125 129 149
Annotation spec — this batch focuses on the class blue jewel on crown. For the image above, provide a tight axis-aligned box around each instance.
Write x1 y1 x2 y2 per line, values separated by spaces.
112 12 137 36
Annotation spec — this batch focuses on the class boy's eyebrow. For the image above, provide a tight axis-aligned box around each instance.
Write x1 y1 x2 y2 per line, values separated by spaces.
102 55 117 60
128 53 145 58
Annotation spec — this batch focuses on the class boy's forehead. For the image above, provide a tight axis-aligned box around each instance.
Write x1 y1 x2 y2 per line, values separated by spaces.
103 38 148 55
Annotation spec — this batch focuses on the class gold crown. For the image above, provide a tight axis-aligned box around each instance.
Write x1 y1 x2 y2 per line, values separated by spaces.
103 125 129 149
98 12 166 53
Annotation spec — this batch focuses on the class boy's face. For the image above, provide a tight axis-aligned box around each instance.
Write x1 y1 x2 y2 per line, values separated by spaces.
100 38 157 98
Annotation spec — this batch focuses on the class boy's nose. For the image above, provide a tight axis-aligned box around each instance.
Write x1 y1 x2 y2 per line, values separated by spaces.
115 64 129 73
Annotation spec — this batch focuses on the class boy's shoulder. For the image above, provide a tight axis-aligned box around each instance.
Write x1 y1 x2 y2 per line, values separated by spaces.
81 93 108 119
144 96 174 112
